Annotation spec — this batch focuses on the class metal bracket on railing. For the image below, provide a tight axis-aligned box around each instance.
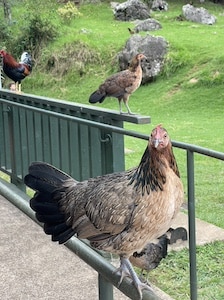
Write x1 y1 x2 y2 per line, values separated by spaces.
100 133 112 143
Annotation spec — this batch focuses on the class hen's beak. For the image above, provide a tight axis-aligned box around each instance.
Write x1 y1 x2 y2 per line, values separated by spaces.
154 139 160 148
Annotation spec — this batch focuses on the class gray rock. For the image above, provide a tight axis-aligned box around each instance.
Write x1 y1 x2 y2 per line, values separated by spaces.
182 4 216 25
151 0 168 11
134 18 162 32
112 0 150 21
118 34 168 84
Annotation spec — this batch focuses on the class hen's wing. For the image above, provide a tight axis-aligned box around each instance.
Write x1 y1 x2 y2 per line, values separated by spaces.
59 170 138 241
85 171 138 233
99 69 139 98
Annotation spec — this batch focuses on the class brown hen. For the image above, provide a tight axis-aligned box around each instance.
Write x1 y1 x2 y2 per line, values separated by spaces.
89 53 145 114
24 125 184 299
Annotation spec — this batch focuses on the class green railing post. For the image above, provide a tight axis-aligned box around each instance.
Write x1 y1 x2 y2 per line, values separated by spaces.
98 273 114 300
187 150 197 300
6 105 26 191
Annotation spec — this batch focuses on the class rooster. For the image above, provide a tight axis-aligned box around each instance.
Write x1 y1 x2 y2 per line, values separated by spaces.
24 125 184 299
89 53 145 115
0 50 32 93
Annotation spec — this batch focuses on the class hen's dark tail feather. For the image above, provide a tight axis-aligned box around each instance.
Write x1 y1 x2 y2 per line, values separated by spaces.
89 90 106 104
24 162 76 244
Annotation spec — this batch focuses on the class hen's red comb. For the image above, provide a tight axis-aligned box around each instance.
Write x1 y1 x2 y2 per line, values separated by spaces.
154 124 163 139
156 124 163 130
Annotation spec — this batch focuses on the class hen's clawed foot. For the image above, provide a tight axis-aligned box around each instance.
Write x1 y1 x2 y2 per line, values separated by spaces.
114 257 153 299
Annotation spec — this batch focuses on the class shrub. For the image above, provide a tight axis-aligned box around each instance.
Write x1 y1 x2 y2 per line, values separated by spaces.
11 15 58 59
45 41 101 77
57 1 82 23
0 20 12 49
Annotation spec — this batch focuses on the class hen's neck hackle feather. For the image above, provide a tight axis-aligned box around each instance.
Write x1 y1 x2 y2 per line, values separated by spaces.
129 126 180 195
128 53 145 72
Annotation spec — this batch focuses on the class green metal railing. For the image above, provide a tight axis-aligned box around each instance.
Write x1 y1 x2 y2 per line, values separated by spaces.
0 90 224 300
0 90 150 185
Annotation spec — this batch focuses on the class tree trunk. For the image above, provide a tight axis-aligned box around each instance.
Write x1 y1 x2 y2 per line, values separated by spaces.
2 0 12 23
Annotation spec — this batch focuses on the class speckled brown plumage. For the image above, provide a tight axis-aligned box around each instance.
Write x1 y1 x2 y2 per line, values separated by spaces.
24 125 184 299
89 53 146 114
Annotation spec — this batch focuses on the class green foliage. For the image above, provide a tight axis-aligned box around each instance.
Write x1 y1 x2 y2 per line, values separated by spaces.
23 0 58 14
12 15 58 58
57 1 82 23
161 47 192 78
44 41 101 78
0 19 12 49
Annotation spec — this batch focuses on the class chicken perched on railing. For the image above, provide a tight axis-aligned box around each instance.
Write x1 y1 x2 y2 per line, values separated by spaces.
24 125 184 299
0 50 32 92
89 53 145 114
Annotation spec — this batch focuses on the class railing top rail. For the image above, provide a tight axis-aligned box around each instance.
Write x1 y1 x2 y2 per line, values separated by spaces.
172 140 224 160
0 89 151 125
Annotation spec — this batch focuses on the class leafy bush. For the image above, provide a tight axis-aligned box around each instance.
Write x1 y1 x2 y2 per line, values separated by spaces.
12 15 58 59
45 41 101 77
0 20 12 49
57 1 82 23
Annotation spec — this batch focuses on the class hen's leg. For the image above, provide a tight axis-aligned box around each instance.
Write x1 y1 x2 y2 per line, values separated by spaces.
124 102 134 115
118 100 123 114
123 97 135 115
115 257 153 299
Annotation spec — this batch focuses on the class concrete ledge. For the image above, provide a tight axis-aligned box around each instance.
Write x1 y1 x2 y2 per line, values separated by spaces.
170 212 224 251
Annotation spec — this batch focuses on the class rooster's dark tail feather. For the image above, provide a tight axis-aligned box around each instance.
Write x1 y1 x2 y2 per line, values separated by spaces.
24 162 76 244
89 90 106 104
